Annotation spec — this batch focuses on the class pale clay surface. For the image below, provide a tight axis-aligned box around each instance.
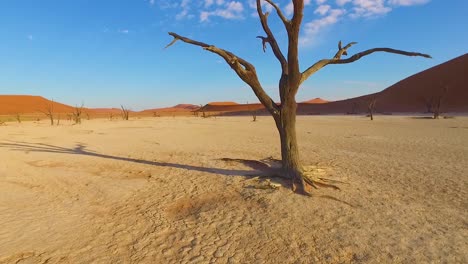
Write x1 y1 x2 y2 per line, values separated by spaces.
0 116 467 263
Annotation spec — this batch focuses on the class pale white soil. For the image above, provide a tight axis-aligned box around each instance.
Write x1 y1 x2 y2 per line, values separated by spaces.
0 116 467 263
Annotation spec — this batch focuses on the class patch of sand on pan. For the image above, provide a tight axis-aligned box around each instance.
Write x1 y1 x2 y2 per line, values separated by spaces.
0 116 467 263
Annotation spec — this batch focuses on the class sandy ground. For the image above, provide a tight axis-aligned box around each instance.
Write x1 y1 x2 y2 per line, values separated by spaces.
0 116 467 263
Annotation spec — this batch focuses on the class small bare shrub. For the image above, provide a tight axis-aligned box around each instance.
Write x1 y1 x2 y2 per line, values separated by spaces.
15 113 21 123
121 105 130 120
40 100 55 125
72 103 84 124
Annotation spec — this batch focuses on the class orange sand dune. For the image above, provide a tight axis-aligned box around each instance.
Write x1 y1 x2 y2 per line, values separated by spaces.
200 103 264 113
298 53 468 114
0 95 75 115
207 101 239 106
301 98 329 104
86 108 124 115
141 104 200 113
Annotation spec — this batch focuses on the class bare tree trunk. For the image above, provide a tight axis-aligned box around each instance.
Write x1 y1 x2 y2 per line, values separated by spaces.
274 99 310 194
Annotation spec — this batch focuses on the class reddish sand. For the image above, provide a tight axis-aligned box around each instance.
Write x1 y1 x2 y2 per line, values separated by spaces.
201 103 264 113
207 102 239 106
88 108 124 114
142 104 200 113
300 53 468 114
0 95 75 115
302 98 329 104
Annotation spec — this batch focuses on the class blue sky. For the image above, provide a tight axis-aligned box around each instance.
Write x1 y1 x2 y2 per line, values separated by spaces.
0 0 466 110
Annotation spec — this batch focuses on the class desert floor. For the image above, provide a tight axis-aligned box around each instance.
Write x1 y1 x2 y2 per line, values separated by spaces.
0 116 467 263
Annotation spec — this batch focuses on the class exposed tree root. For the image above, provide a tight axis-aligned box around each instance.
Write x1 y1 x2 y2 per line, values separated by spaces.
220 157 342 195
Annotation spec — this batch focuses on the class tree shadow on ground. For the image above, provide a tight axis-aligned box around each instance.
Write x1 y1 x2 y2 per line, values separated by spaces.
0 141 354 206
409 116 435 119
0 141 282 179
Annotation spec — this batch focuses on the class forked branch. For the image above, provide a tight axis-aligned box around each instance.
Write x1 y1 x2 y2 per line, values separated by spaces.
301 43 431 84
166 32 280 115
256 0 288 72
262 0 289 26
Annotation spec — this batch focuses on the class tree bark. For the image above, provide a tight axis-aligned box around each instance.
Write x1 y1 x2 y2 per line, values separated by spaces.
275 98 311 194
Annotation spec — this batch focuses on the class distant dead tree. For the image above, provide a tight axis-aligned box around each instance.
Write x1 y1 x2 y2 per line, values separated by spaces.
56 114 61 126
72 103 84 124
166 0 431 195
86 112 90 120
15 113 21 123
121 105 130 120
247 101 257 122
367 98 377 121
199 104 206 118
432 84 448 119
422 84 448 119
40 100 55 125
153 112 160 117
109 113 114 121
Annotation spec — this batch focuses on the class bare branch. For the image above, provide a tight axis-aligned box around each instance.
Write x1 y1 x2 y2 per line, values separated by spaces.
168 32 255 72
164 37 179 49
256 0 288 72
301 45 431 84
334 41 358 59
256 36 268 52
262 0 289 26
331 48 432 64
166 32 280 115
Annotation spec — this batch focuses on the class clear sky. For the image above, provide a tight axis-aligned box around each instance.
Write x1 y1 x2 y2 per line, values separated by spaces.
0 0 467 110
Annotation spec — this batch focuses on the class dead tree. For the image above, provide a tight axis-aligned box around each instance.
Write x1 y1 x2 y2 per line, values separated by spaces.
72 103 84 124
432 85 448 119
422 84 448 119
166 0 431 195
15 113 21 123
247 101 257 122
121 105 130 120
199 104 207 118
40 100 55 125
367 98 377 121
